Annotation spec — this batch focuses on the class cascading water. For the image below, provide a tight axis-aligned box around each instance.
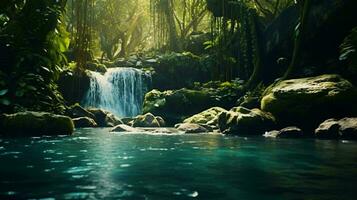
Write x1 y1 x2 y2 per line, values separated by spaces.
82 68 150 117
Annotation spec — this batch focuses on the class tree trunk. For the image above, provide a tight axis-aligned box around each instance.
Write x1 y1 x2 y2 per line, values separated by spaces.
283 0 311 79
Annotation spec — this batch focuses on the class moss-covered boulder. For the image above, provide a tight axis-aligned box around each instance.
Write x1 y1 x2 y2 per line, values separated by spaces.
315 118 357 140
132 113 161 128
261 74 357 130
218 107 276 135
73 117 97 128
0 112 74 136
183 107 227 124
143 89 220 125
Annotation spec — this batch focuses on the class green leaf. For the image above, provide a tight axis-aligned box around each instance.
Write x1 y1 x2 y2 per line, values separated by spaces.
0 89 8 96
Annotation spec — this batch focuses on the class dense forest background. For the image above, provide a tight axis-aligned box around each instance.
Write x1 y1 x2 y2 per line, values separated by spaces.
0 0 357 115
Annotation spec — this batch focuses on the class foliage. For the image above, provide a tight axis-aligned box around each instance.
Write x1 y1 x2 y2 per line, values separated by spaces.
0 0 68 113
150 0 210 51
340 27 357 69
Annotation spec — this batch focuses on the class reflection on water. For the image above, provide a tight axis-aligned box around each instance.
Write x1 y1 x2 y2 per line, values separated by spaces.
0 128 357 199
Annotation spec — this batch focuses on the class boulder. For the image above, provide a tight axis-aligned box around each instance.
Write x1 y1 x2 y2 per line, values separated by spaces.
175 123 209 134
66 104 95 119
86 108 122 127
111 124 140 132
218 107 275 135
121 117 134 125
58 70 90 105
72 117 97 128
183 107 227 124
143 89 220 125
105 113 123 127
132 113 161 127
261 74 357 130
315 118 357 140
264 127 304 138
0 112 74 136
155 116 166 127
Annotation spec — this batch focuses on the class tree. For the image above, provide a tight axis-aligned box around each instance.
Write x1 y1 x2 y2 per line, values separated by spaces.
283 0 311 79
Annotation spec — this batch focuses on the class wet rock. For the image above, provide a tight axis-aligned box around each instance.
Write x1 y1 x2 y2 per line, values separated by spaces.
261 74 357 130
0 112 74 136
315 118 357 140
264 130 280 138
73 117 97 128
111 124 140 132
175 123 209 134
132 113 161 127
265 127 304 138
218 107 276 135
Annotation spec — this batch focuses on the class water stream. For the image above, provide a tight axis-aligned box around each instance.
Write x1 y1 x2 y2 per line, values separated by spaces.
82 68 150 117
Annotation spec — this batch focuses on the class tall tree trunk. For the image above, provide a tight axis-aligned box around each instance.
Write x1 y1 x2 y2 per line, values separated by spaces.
164 0 181 51
283 0 311 79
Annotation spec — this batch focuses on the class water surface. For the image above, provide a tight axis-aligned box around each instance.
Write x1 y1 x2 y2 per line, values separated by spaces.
0 128 356 199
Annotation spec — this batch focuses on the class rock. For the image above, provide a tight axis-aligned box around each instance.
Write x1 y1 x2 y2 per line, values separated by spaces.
132 113 161 127
0 112 74 136
261 74 357 130
121 117 134 125
263 130 280 138
155 116 166 127
66 104 95 120
105 113 123 127
176 123 209 134
58 70 90 105
183 107 227 124
86 62 107 73
87 108 123 127
72 117 97 128
315 118 357 140
111 124 140 132
143 89 221 125
278 127 304 138
218 107 276 135
264 127 304 138
151 52 211 90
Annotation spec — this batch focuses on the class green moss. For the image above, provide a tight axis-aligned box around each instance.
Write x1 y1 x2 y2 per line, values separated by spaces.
183 107 227 124
0 112 74 136
261 74 357 130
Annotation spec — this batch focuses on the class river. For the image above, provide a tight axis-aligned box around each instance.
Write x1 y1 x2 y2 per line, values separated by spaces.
0 128 356 199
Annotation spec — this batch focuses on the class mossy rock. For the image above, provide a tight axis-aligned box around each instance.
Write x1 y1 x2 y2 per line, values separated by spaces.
218 107 276 135
183 107 227 124
132 113 161 128
73 117 97 128
143 89 219 125
261 74 357 131
86 108 123 127
0 112 74 136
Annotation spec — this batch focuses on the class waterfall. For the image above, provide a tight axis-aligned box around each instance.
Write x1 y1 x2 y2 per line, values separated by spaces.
82 68 150 117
